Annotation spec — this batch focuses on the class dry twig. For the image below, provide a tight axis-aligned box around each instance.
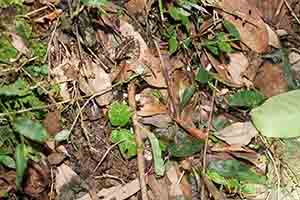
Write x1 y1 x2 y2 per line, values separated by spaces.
128 82 148 200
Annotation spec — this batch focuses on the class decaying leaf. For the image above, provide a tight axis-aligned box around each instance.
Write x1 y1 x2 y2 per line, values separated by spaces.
119 20 166 88
79 59 112 106
254 62 288 97
218 0 269 53
215 122 258 145
137 88 168 117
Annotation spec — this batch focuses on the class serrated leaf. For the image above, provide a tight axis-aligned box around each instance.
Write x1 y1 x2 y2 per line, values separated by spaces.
223 20 240 40
208 159 266 184
251 90 300 138
108 102 132 127
228 90 265 108
169 132 203 157
146 130 165 176
0 155 16 169
30 41 47 61
111 129 137 159
168 34 178 54
25 64 48 77
15 144 28 190
54 129 71 142
195 67 213 84
14 118 48 143
180 85 195 109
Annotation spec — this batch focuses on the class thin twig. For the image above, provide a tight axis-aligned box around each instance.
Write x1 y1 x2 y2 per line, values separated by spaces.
128 82 148 200
201 80 217 199
93 141 123 173
284 0 300 25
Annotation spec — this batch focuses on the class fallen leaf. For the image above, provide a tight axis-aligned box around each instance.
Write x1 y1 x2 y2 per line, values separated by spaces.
119 20 166 88
218 0 269 53
23 163 50 198
125 0 146 15
224 52 249 85
254 62 288 97
42 111 61 136
79 59 112 106
148 175 169 200
47 152 65 165
137 88 168 116
141 114 172 128
215 122 258 145
0 171 16 197
265 24 281 48
77 178 141 200
248 0 293 32
251 89 300 138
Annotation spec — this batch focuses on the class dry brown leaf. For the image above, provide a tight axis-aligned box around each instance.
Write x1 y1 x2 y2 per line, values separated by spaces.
218 0 269 53
42 111 61 136
225 52 249 85
148 175 169 200
265 24 281 48
215 122 258 145
125 0 146 15
79 59 112 106
24 163 50 198
119 20 166 88
55 164 83 198
141 114 172 128
166 164 184 198
137 88 168 117
77 179 141 200
248 0 293 32
254 62 288 97
52 56 80 101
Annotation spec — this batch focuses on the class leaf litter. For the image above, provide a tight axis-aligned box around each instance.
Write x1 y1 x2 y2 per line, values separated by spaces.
1 0 300 199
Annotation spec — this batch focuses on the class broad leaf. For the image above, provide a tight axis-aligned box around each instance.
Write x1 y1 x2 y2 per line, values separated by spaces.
146 130 165 176
223 20 240 40
195 67 213 84
228 90 265 108
15 144 28 190
0 155 16 169
108 102 132 127
14 118 48 143
168 34 178 54
111 129 137 159
55 129 71 142
251 90 300 138
169 131 203 157
208 159 266 184
180 85 195 109
16 19 32 40
0 79 29 96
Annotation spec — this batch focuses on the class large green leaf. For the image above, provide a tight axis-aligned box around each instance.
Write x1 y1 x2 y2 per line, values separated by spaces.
14 118 48 143
251 90 300 138
208 159 266 184
15 144 28 190
228 90 265 108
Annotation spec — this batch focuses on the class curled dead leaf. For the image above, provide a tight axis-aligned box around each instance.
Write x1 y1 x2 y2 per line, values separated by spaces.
119 20 166 88
218 0 269 53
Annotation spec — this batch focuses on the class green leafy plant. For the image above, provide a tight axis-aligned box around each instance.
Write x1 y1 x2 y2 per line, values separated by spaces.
228 90 265 108
203 20 240 56
15 144 28 190
111 129 136 159
108 102 132 127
